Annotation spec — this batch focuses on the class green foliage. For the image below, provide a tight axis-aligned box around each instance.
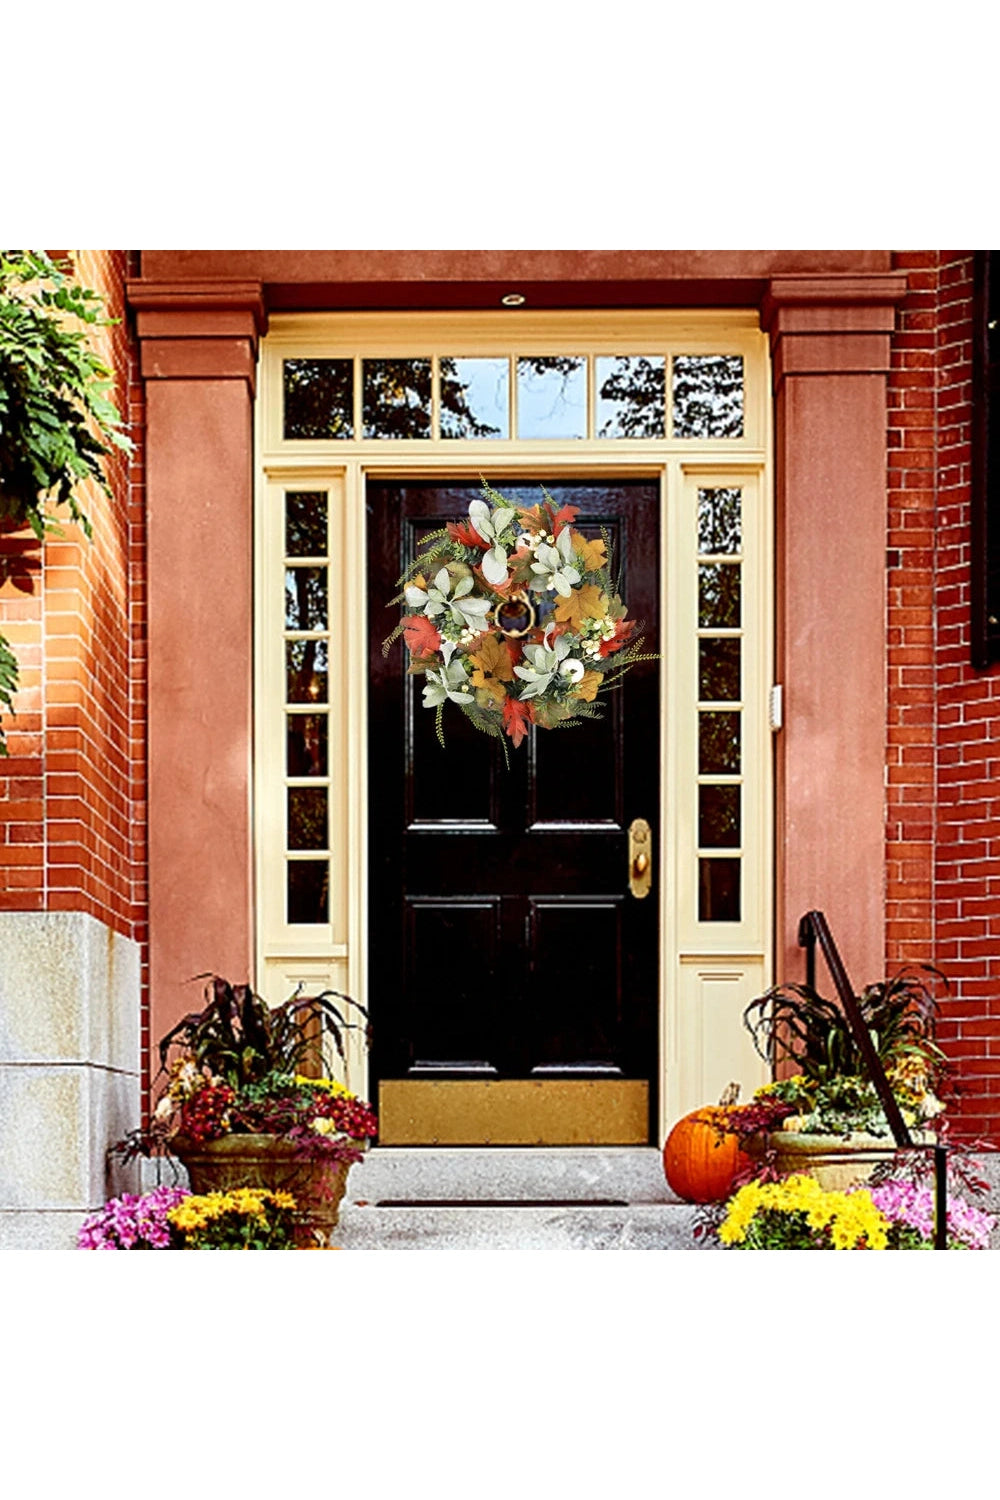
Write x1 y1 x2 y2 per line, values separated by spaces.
743 966 947 1088
0 249 131 752
157 974 371 1090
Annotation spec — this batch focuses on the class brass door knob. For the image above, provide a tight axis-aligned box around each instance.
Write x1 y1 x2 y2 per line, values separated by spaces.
628 818 652 899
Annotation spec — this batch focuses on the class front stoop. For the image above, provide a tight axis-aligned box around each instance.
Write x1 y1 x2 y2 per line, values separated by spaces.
335 1147 713 1250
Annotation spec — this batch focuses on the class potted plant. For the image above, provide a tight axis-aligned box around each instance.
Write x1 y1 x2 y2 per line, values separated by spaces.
737 966 949 1189
117 977 377 1247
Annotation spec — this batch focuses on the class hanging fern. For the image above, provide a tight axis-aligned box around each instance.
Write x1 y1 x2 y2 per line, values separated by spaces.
0 250 131 752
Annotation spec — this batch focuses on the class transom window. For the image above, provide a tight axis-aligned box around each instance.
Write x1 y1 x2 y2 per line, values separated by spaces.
282 351 745 443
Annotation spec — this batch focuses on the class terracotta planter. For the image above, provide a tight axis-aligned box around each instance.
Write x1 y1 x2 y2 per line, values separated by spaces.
173 1133 357 1247
752 1129 935 1193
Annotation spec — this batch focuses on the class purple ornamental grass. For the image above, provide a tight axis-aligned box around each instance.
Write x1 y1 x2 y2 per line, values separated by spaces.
77 1185 189 1250
867 1179 995 1250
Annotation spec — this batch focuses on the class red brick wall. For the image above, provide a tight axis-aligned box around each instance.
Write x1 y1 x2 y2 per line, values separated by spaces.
0 251 148 1058
888 251 1000 1142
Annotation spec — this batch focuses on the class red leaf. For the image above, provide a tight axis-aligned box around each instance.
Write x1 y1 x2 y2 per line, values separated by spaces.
502 696 533 748
402 614 441 656
598 619 635 657
551 504 579 536
448 520 489 548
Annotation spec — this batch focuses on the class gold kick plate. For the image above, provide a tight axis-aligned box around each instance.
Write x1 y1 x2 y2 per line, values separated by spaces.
629 817 652 899
379 1080 650 1145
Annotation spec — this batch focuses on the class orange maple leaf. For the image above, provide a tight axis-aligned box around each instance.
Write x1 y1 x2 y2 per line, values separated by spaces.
402 614 441 657
571 531 607 572
447 520 489 548
573 670 603 703
554 583 607 631
469 634 514 683
502 696 533 747
551 504 579 536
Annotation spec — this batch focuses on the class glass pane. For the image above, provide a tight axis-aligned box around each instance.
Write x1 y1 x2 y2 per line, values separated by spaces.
699 564 741 627
287 714 328 777
440 357 509 439
286 639 328 703
699 638 741 701
699 711 741 775
285 492 327 558
288 786 328 850
673 355 744 438
699 784 740 847
363 358 431 438
283 359 353 440
699 858 741 922
595 356 665 438
698 487 742 555
285 567 327 631
287 860 329 924
516 356 586 439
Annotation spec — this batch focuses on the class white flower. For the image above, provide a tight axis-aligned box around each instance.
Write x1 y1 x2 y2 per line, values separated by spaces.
423 659 475 708
529 529 581 598
406 567 493 634
514 632 573 698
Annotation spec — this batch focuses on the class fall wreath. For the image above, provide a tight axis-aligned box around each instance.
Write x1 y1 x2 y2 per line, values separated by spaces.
385 481 656 752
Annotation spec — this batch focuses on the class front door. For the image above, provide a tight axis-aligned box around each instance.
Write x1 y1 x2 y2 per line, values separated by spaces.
367 480 660 1144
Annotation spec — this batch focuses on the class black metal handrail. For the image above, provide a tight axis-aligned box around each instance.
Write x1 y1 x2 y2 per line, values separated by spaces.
797 910 948 1250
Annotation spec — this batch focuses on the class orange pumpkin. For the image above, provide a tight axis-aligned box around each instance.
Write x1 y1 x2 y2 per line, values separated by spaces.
662 1108 751 1203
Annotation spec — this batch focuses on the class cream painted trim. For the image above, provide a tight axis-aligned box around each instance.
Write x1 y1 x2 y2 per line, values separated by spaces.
254 311 773 1132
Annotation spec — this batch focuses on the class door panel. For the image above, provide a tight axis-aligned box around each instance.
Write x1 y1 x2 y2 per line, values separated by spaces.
367 479 660 1142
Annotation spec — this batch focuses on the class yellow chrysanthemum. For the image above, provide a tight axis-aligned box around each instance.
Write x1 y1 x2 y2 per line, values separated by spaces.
167 1187 297 1233
717 1174 889 1250
296 1075 351 1097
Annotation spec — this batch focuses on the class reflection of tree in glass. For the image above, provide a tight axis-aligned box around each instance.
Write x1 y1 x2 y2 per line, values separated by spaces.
285 492 328 557
287 715 327 776
699 711 741 775
363 360 432 438
288 787 328 850
699 784 740 846
597 357 665 438
518 355 582 380
698 564 741 628
284 360 353 440
517 356 586 435
673 356 744 438
439 358 503 438
698 488 742 554
699 638 740 701
286 640 328 703
285 567 327 631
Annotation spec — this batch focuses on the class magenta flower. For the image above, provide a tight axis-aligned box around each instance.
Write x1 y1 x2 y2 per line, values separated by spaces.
865 1179 995 1250
77 1185 190 1250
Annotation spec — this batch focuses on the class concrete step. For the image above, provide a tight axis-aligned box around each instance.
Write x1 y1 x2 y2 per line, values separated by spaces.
335 1147 712 1250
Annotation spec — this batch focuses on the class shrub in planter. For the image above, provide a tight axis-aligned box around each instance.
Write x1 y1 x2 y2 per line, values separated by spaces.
115 977 378 1246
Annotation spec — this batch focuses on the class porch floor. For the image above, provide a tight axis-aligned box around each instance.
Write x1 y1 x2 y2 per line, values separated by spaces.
335 1147 712 1250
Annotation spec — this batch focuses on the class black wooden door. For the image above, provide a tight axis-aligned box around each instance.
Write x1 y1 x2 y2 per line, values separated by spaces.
367 480 660 1143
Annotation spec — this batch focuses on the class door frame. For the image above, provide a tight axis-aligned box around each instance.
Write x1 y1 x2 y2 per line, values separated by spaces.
254 311 774 1137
